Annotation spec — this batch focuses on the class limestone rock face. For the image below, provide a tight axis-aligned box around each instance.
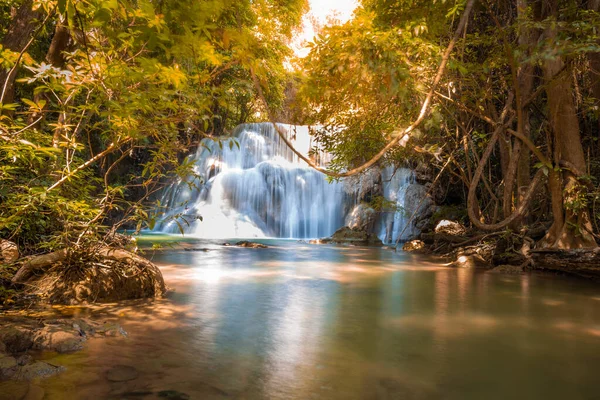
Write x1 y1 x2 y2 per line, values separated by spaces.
414 162 434 185
342 168 383 202
0 240 19 263
404 184 437 235
345 204 376 232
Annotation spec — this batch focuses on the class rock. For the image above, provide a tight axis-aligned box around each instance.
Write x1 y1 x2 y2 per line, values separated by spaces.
106 365 139 382
32 326 85 353
342 168 383 202
345 204 376 232
96 322 127 337
0 355 17 370
323 226 383 246
0 326 34 353
414 162 434 185
404 184 435 219
0 355 18 379
434 220 467 236
489 265 524 275
14 361 65 381
15 355 32 366
452 253 490 269
183 248 210 252
449 243 494 269
402 240 427 252
72 319 96 337
0 240 19 264
235 241 267 249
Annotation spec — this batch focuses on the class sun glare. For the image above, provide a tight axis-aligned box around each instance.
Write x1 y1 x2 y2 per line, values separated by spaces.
291 0 359 58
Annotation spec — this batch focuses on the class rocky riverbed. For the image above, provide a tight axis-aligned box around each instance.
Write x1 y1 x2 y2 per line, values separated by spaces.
0 315 127 385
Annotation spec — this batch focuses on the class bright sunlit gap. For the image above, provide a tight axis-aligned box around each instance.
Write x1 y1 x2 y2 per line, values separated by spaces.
291 0 359 59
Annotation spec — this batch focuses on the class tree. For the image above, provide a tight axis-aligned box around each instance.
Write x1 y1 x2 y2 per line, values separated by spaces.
296 0 599 249
0 0 307 252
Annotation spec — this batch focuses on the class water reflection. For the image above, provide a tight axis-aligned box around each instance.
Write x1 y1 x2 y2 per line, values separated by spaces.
1 241 600 400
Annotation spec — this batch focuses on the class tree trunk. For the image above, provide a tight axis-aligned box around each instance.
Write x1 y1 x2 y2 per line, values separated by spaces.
539 0 597 248
514 0 539 222
589 0 600 149
0 0 42 106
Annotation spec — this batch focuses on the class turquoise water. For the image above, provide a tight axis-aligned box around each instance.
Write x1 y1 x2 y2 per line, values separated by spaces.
2 239 600 399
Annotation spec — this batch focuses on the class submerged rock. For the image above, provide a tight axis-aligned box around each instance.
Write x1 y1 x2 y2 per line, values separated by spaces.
0 355 18 379
235 241 268 249
106 365 139 382
33 326 85 353
0 326 34 354
14 361 65 381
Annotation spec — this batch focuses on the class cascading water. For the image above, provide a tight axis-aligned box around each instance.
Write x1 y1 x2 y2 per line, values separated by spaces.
155 122 420 243
377 167 417 244
155 123 348 239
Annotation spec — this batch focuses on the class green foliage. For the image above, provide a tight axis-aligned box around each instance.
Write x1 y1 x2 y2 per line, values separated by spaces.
0 0 306 253
297 3 452 171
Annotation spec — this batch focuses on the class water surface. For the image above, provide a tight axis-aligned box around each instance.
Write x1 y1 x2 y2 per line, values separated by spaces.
2 240 600 399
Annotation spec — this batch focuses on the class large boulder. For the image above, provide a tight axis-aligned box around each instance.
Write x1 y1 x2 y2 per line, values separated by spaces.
403 183 437 235
315 227 383 246
345 204 376 232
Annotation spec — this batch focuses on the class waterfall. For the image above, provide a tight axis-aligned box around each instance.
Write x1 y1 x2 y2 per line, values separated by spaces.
154 122 419 243
155 123 348 239
376 167 416 244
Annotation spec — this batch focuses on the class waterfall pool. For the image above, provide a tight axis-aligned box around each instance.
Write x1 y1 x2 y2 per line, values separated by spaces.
2 240 600 399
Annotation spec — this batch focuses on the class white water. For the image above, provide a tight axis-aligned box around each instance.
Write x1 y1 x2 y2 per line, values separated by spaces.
377 167 416 244
155 123 417 242
155 123 347 239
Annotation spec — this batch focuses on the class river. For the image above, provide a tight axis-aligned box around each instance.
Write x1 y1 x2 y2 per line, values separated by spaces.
2 240 600 399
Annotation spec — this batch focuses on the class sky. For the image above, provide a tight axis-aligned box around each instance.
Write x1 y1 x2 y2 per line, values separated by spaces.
291 0 359 58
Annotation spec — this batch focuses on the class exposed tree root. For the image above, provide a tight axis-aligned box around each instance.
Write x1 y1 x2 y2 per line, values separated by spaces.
10 246 166 304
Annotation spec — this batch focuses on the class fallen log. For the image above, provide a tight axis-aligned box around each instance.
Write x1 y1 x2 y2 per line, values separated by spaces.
530 248 600 280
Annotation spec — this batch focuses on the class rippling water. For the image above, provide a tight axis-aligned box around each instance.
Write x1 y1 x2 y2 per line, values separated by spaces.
2 240 600 399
